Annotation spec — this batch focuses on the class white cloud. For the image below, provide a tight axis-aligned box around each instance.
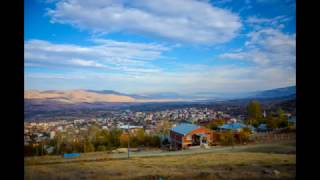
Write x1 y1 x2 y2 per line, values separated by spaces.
24 39 170 74
46 0 242 44
246 15 291 26
70 59 107 68
25 30 295 93
26 64 295 94
216 26 295 92
219 52 246 60
26 72 86 80
219 28 296 67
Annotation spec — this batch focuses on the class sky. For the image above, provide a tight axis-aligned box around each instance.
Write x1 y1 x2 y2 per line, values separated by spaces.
25 0 296 94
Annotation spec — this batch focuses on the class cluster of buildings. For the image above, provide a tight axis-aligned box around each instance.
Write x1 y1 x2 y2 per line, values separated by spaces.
24 107 296 149
24 107 236 146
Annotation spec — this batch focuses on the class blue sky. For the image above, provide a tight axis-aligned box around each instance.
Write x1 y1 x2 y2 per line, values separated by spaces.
25 0 296 94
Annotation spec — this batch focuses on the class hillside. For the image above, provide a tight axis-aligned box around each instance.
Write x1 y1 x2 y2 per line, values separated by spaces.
25 86 296 103
25 142 296 180
251 86 296 99
25 90 136 103
24 87 296 121
25 90 187 104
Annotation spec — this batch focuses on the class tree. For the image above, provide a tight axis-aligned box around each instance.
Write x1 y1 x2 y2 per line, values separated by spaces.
266 113 277 129
96 145 106 151
242 127 252 134
136 129 145 145
54 131 65 155
87 125 100 144
156 120 172 147
207 119 225 130
84 141 95 152
218 131 233 145
246 101 263 126
108 129 122 148
277 108 288 128
238 130 251 143
150 136 161 147
95 130 109 147
120 133 129 148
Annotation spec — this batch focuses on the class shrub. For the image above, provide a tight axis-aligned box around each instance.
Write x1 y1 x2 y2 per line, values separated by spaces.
278 119 289 128
84 142 95 152
218 131 234 145
97 145 107 151
207 119 225 130
24 145 33 156
238 131 251 143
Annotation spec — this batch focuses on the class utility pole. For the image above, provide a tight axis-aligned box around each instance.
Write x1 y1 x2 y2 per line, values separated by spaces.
231 122 234 150
127 122 130 159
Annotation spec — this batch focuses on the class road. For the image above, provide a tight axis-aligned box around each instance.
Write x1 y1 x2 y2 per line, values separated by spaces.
25 141 295 165
110 143 281 159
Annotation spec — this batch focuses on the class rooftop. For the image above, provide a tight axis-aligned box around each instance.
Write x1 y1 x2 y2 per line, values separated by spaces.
170 123 201 135
218 123 252 130
119 125 143 129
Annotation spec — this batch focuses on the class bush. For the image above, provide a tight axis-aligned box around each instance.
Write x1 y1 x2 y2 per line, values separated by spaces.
162 138 170 145
24 145 33 156
218 131 234 145
84 142 95 152
120 133 129 148
278 119 289 128
149 136 160 147
207 119 225 130
238 131 251 143
242 127 252 134
97 145 107 151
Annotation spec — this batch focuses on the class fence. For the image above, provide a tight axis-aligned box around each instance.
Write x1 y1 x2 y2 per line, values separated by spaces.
251 131 296 143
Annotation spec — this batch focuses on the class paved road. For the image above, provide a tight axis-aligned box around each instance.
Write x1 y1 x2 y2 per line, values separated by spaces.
25 142 295 165
110 143 274 159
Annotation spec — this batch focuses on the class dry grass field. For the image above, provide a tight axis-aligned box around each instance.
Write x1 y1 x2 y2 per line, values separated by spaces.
25 142 296 180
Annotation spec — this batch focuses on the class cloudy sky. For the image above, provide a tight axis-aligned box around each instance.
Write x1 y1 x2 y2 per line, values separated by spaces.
25 0 296 94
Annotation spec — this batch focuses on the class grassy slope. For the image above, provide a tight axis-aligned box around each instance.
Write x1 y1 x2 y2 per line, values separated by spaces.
25 142 296 180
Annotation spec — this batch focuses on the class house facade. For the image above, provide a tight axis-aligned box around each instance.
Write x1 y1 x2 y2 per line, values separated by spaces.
170 123 214 149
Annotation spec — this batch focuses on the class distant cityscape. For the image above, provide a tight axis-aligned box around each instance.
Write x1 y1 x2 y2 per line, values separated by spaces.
24 102 296 151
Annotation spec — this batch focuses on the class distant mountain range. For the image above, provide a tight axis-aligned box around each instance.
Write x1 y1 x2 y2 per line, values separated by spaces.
25 86 296 104
249 86 296 99
24 86 295 121
193 86 296 100
25 89 187 104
